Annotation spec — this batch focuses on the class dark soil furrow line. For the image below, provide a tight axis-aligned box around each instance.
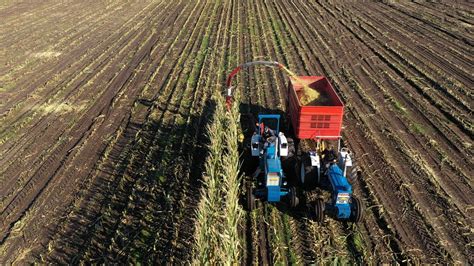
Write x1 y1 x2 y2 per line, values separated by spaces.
0 1 133 79
276 0 450 262
312 1 470 260
0 1 167 169
384 2 474 47
312 2 467 155
347 3 473 107
0 1 115 59
270 0 396 262
0 1 154 113
412 2 474 24
0 0 184 248
37 1 208 261
0 2 173 210
76 0 210 261
0 2 163 167
0 1 74 41
318 3 472 133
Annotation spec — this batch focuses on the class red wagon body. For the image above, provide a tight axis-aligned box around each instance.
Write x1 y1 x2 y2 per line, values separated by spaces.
288 76 344 140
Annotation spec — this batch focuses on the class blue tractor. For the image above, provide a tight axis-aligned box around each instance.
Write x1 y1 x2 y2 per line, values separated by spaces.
246 114 299 210
299 147 363 223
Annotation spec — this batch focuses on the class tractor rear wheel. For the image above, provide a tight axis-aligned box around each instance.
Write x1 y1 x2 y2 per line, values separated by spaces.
247 185 255 211
299 154 319 188
350 196 363 223
314 199 325 223
289 187 299 208
346 165 361 185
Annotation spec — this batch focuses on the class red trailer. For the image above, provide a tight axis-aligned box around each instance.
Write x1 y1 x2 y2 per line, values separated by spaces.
287 76 344 140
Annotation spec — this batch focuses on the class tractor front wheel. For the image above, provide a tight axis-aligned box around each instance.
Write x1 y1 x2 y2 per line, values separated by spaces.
350 196 363 223
289 187 299 208
314 199 325 223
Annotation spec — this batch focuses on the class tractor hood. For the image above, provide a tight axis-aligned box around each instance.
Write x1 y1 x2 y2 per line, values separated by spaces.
328 164 352 193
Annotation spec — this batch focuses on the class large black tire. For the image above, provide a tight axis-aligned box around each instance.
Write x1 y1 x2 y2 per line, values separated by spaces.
285 137 295 159
314 199 325 223
345 165 361 185
247 185 255 211
350 196 363 223
299 154 320 188
289 187 299 208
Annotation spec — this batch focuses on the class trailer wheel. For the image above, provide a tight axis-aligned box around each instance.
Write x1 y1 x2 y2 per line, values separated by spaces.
299 154 319 188
350 196 363 223
314 199 325 223
289 187 299 208
247 185 255 211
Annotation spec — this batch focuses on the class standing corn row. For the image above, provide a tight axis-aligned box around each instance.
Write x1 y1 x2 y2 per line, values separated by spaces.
221 90 244 263
193 91 244 264
194 95 226 264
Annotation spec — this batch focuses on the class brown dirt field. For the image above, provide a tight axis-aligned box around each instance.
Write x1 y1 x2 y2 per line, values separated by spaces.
0 0 472 264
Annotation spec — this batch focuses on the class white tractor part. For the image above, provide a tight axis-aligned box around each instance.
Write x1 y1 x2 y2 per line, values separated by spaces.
338 148 352 177
278 132 288 157
309 151 320 168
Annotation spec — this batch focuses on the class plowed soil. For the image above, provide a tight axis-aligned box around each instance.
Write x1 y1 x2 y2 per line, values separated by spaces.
0 1 472 264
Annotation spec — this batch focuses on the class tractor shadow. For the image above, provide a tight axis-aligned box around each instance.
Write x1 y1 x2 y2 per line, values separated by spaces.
44 98 217 264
